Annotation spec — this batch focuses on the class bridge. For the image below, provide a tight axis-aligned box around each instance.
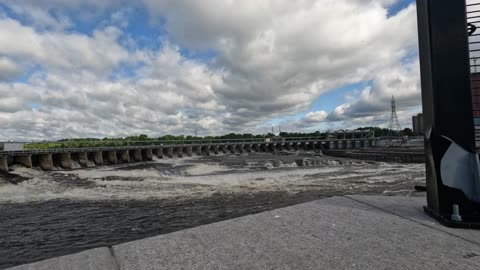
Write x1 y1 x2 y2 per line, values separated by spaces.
0 137 377 173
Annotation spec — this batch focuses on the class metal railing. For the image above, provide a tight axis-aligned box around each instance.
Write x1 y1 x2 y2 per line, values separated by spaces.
0 137 377 156
468 0 480 149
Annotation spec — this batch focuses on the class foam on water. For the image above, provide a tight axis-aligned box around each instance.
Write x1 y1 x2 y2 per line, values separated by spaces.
0 157 426 203
61 167 164 179
185 163 231 175
71 160 82 169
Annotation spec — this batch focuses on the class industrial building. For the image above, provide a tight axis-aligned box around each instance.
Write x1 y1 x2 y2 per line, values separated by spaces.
0 142 24 151
471 73 480 148
411 113 424 135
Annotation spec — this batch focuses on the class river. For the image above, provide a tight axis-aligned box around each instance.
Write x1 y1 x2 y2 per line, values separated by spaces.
0 152 425 269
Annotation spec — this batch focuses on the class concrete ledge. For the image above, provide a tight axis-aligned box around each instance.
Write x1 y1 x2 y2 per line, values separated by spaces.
76 152 89 168
346 195 480 246
105 151 117 165
92 152 103 166
53 153 72 170
119 150 130 163
7 248 116 270
9 195 480 270
0 156 8 172
131 150 142 162
142 149 153 161
112 195 480 270
15 155 32 168
38 154 53 171
155 148 163 159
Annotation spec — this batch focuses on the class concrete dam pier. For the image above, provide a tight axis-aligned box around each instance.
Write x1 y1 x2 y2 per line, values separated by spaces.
0 139 376 172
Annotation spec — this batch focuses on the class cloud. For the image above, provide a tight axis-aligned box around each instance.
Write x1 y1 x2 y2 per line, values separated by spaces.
328 58 421 122
303 111 328 123
0 57 22 81
2 3 73 31
0 41 228 140
0 17 130 75
0 1 419 140
143 0 418 127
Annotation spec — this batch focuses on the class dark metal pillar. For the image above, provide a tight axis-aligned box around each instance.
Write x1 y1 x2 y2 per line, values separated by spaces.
417 0 480 226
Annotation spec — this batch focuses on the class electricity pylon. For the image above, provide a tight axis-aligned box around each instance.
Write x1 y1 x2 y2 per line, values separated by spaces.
388 95 401 134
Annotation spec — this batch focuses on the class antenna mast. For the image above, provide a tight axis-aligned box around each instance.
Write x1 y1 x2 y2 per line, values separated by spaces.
388 95 401 133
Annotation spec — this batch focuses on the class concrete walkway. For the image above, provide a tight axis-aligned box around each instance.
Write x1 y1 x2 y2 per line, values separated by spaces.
7 195 480 270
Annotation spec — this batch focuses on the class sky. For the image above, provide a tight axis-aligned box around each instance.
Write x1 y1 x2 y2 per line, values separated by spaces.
0 0 420 140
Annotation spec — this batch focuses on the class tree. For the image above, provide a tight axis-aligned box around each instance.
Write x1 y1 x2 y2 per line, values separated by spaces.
402 128 414 136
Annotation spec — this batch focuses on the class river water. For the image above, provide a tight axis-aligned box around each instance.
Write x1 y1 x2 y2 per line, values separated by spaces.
0 152 425 269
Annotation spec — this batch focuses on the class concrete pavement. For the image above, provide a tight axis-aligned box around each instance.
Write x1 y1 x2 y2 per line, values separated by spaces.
7 195 480 270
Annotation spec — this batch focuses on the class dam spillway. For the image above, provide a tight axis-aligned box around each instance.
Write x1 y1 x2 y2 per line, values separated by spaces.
0 139 377 172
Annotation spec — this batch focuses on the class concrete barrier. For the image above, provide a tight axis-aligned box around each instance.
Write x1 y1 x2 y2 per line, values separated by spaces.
142 149 153 161
200 146 209 155
0 140 378 172
73 152 89 167
268 143 274 152
346 141 353 149
155 148 163 159
295 159 304 167
329 141 336 150
312 143 320 152
132 150 142 162
53 153 73 170
105 151 117 165
193 146 202 156
260 144 267 152
163 147 174 158
323 149 424 163
185 146 193 157
119 150 130 163
306 142 313 151
173 147 183 158
236 144 244 154
0 157 8 172
277 143 284 151
15 155 32 168
337 141 344 150
297 143 303 151
91 152 103 166
38 154 53 171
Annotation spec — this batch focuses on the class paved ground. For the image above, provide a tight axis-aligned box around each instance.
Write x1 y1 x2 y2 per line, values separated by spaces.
7 195 480 270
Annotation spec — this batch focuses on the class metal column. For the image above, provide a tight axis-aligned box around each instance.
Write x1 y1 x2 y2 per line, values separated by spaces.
417 0 480 226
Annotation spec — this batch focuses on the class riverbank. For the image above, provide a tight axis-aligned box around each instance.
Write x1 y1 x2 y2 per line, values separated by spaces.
9 195 480 270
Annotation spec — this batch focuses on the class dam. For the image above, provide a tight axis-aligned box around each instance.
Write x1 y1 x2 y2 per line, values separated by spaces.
0 138 377 173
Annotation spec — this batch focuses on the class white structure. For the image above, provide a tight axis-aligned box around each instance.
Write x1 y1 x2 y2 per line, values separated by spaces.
1 142 24 151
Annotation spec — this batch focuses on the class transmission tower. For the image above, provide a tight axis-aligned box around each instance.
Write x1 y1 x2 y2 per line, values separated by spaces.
388 95 401 133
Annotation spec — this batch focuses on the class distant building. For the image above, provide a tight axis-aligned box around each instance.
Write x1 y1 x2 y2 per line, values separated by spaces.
472 73 480 147
0 142 24 151
412 113 424 135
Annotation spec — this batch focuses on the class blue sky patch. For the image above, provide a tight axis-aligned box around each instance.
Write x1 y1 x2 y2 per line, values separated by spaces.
387 0 415 17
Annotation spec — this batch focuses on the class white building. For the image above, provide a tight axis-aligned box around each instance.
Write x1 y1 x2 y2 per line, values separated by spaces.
0 142 25 151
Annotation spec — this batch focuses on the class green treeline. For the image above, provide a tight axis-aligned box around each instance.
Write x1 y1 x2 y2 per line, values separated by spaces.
24 127 415 150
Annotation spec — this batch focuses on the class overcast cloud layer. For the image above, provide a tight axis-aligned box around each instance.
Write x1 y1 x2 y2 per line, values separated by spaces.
0 0 420 140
